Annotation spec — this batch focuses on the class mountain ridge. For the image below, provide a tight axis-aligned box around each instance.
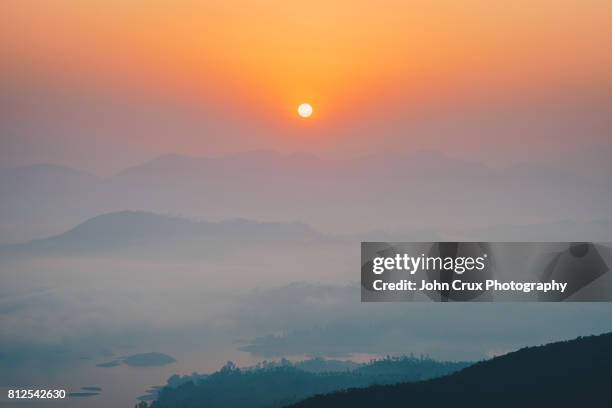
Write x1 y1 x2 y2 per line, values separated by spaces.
2 149 612 244
288 330 612 407
0 210 323 256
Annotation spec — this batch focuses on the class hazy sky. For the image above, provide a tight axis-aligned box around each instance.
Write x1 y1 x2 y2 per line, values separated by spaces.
1 0 611 174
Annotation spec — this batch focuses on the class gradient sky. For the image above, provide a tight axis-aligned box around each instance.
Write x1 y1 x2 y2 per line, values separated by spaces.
1 0 611 174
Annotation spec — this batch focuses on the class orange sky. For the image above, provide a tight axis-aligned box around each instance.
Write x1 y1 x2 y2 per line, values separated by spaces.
1 0 611 172
4 1 611 111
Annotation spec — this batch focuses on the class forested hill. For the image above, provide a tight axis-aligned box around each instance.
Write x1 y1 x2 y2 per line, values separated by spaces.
289 331 612 408
142 356 469 408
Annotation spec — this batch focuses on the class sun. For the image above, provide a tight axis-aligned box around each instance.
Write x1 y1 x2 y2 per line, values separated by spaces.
297 103 313 118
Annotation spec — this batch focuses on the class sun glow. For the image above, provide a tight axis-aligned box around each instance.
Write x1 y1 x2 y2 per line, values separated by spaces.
297 103 313 118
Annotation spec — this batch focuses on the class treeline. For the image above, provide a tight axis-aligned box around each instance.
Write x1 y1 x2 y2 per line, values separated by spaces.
135 355 470 408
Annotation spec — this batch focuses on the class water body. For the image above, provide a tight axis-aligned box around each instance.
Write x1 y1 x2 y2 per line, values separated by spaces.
1 348 251 408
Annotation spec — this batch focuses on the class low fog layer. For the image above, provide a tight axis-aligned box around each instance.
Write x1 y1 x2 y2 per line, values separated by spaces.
2 211 612 376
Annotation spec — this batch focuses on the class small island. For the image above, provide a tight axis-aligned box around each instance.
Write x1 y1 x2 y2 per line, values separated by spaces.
97 352 176 368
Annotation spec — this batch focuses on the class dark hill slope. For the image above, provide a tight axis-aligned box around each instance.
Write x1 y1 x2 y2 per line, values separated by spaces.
289 332 612 408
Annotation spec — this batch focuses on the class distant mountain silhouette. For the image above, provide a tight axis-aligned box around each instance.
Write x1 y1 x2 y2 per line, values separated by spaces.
0 210 323 256
551 144 612 182
0 163 98 188
0 164 100 243
2 150 612 243
288 331 612 408
464 219 612 241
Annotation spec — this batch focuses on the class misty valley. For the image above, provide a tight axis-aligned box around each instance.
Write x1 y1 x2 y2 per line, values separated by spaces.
1 152 612 407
